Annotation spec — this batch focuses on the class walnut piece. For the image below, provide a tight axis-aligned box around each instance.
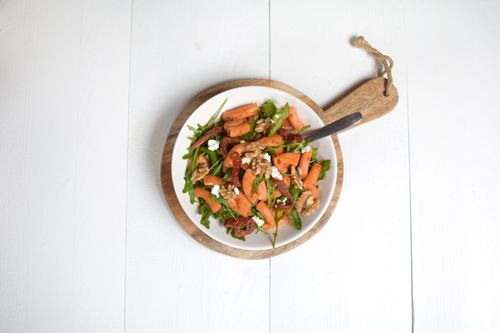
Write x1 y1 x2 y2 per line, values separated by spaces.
251 153 272 178
294 190 320 216
245 142 264 159
290 166 303 188
254 118 273 134
302 197 320 216
191 155 209 183
220 184 237 201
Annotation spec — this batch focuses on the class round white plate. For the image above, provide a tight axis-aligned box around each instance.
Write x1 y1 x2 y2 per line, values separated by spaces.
171 86 337 250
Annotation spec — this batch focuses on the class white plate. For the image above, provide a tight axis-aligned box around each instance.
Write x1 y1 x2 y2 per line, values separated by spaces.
171 86 337 250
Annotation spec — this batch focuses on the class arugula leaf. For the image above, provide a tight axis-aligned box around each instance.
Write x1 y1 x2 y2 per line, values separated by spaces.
252 175 264 194
199 147 219 165
197 201 211 229
266 177 275 207
289 186 302 201
290 209 302 230
186 99 227 143
310 147 319 164
318 160 331 180
260 100 277 117
299 125 311 133
241 113 260 141
268 103 289 136
212 195 236 218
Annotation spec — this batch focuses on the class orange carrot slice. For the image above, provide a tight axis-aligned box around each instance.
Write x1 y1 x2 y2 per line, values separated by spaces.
288 106 306 131
258 134 284 147
273 152 301 173
226 122 251 137
303 163 321 198
222 103 259 121
227 193 252 217
242 169 268 204
203 175 224 186
223 142 249 169
193 187 221 213
256 201 275 227
280 118 292 129
223 119 245 131
298 150 313 178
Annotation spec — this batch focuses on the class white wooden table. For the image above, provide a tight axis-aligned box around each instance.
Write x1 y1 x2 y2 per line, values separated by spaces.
1 1 499 332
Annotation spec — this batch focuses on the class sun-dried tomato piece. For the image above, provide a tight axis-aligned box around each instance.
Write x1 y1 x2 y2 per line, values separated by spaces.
220 137 240 156
224 217 256 237
271 178 294 209
190 126 223 150
278 128 303 143
228 151 242 187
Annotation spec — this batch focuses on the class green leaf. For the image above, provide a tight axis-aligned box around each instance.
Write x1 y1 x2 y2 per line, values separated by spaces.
310 147 319 164
289 186 302 201
260 100 277 117
290 209 302 230
252 175 263 194
241 113 260 141
197 201 211 229
266 177 275 207
268 103 289 136
318 160 331 180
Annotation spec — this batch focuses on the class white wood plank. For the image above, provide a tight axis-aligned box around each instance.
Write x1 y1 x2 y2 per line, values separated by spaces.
269 1 412 332
0 1 131 332
125 1 269 332
407 1 500 332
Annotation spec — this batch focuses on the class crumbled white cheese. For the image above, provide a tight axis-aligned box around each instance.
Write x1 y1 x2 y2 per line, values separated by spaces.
211 184 220 197
270 118 275 123
271 166 283 180
263 153 271 161
207 139 219 151
252 216 265 227
233 187 240 195
241 156 251 164
301 145 311 153
277 197 286 203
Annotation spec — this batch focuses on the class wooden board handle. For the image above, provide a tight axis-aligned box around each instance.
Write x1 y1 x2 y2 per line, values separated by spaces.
322 77 398 131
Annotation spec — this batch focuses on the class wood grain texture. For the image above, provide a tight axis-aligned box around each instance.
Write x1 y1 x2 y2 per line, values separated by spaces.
161 79 345 259
408 0 500 331
124 1 271 332
323 77 398 128
269 0 412 332
0 1 131 332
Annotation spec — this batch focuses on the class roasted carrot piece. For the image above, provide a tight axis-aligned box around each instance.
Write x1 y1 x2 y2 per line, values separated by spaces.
203 175 224 186
226 122 251 137
223 119 245 131
223 142 248 169
256 201 275 227
288 106 306 131
303 163 321 198
222 103 259 121
273 152 301 173
263 213 288 230
280 118 292 129
242 169 268 204
227 193 252 217
298 150 313 178
242 169 259 203
193 187 221 213
257 134 284 147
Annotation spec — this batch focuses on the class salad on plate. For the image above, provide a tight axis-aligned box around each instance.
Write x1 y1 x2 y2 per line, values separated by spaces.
182 99 331 246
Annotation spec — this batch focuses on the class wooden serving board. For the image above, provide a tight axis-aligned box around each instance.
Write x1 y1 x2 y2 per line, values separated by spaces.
160 77 397 259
